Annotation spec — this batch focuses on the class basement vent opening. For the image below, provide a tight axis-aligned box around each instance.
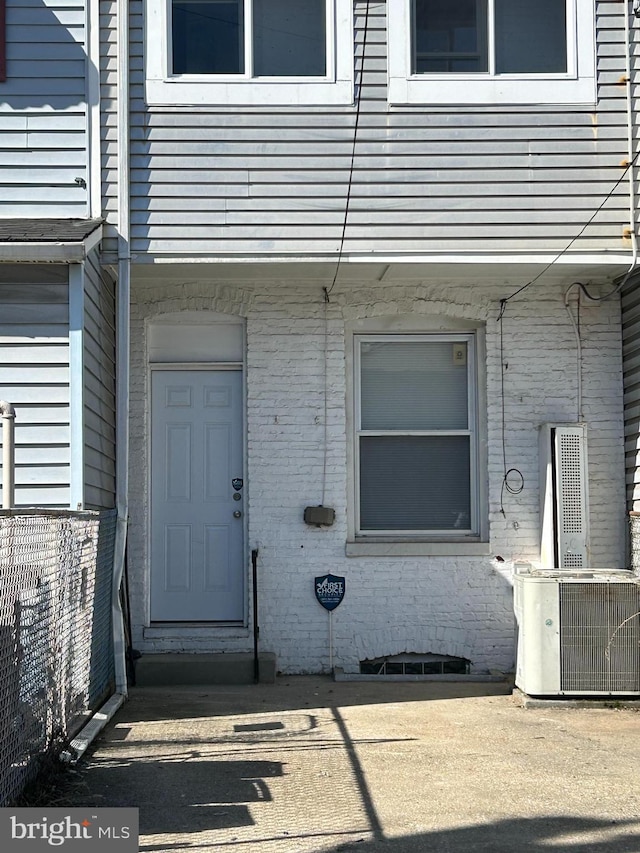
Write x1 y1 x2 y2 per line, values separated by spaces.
359 653 470 676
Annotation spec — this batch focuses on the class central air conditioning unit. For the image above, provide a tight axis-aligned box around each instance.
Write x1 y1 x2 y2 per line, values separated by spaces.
539 423 589 569
514 569 640 696
514 424 640 697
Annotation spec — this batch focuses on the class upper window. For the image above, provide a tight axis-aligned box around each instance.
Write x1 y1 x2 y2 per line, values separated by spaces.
146 0 354 106
172 0 327 76
354 333 481 539
388 0 596 105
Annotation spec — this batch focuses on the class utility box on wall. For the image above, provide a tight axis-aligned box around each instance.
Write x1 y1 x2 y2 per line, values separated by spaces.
304 505 335 527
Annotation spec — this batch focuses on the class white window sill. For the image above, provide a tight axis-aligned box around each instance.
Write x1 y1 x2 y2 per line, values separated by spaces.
388 75 596 107
145 78 355 107
346 540 491 557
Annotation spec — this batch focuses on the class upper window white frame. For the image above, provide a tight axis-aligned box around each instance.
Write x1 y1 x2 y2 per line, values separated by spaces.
146 0 355 106
387 0 596 106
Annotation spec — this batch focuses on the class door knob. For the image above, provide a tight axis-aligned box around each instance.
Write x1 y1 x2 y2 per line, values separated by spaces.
233 510 242 518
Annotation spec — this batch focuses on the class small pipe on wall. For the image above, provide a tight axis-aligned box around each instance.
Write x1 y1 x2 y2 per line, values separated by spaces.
0 400 15 509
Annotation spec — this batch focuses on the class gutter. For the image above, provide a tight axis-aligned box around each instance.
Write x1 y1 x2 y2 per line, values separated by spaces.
0 227 103 263
111 0 131 699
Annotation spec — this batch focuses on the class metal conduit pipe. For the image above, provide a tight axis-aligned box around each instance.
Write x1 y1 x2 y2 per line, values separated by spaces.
0 401 15 509
624 0 638 278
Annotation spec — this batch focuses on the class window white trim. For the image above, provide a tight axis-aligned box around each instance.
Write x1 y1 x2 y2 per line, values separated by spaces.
346 317 488 548
388 0 596 106
146 0 354 106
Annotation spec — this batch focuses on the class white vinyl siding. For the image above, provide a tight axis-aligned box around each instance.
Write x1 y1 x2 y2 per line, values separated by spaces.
0 266 71 508
354 333 479 538
0 259 116 510
101 1 629 259
0 0 89 217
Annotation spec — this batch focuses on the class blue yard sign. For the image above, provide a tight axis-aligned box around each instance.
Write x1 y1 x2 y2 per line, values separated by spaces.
315 574 345 611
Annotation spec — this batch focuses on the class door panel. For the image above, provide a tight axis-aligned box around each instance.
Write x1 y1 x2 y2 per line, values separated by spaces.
151 369 244 621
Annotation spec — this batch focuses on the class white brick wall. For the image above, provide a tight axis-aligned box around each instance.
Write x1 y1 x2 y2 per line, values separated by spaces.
127 273 626 674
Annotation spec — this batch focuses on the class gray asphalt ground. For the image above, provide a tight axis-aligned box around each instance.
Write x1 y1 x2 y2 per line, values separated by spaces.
65 677 640 853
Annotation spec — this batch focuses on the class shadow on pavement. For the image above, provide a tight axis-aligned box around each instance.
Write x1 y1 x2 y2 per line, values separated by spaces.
322 816 640 853
132 816 640 853
117 675 514 722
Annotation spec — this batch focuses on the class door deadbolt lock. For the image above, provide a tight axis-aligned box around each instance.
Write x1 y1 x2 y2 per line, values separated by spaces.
233 510 242 518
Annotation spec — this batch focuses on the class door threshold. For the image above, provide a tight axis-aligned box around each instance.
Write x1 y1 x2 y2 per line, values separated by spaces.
144 622 250 642
149 621 244 628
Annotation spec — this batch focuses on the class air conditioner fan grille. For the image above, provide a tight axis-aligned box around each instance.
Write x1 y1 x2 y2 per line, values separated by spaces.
560 582 640 693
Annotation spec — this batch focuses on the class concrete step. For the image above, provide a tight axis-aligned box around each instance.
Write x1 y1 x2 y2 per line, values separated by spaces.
133 652 277 686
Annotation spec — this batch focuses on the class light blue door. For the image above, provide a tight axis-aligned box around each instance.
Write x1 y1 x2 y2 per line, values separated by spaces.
151 369 244 621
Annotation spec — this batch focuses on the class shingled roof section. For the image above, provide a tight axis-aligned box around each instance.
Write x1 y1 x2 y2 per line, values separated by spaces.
0 218 103 243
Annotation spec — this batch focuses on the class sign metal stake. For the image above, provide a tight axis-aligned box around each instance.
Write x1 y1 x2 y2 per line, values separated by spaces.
314 573 345 675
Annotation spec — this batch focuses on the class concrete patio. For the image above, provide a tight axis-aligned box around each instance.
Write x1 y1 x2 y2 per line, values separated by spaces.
64 677 640 852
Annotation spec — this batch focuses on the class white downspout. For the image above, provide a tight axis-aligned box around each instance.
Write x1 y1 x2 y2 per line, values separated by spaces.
112 0 131 697
0 401 15 509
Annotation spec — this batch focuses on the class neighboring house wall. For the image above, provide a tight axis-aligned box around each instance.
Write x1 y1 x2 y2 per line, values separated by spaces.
0 256 116 510
622 281 640 513
127 275 626 673
0 0 91 218
0 3 114 511
101 1 631 260
83 249 116 510
0 266 71 507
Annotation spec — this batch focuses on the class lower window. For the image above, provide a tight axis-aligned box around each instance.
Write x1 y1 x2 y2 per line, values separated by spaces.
354 334 479 537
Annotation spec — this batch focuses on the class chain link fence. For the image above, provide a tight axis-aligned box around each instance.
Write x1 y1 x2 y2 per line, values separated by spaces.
0 509 117 805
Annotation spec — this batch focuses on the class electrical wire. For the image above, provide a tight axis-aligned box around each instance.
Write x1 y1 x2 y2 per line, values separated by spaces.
321 290 330 506
321 1 371 506
325 0 371 301
499 150 640 316
498 309 524 517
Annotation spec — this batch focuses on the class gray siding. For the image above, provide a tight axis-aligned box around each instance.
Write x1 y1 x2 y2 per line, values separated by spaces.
1 0 89 217
0 265 70 507
102 1 632 259
83 250 116 509
623 281 640 511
